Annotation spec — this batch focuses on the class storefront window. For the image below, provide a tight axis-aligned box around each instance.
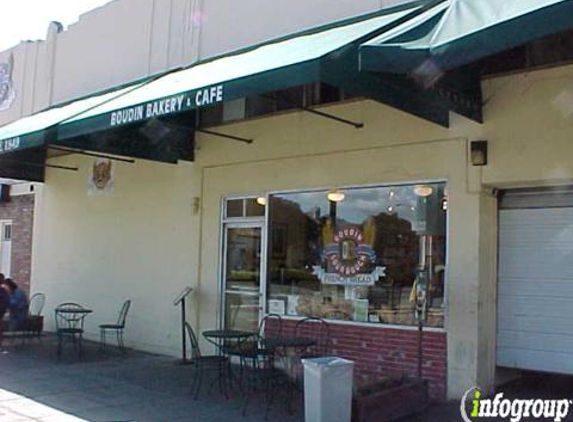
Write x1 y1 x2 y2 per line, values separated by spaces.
266 183 447 327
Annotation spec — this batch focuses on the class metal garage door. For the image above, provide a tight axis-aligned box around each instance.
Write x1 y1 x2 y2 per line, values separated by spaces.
497 188 573 373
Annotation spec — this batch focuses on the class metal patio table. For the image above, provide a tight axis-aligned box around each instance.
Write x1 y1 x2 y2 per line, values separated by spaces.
202 329 255 396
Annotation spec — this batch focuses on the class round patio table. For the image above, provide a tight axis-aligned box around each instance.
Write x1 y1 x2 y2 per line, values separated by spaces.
202 329 255 396
57 308 93 315
202 329 254 341
202 329 256 357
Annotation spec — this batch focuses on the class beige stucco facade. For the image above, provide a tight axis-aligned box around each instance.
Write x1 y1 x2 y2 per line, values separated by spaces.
31 62 573 398
1 0 573 401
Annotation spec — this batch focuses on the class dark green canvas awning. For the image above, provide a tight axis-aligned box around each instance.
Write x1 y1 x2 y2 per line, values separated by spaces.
360 0 573 73
57 1 431 139
0 0 483 167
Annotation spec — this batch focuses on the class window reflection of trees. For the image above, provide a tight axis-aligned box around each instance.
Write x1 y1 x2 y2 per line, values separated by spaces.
267 185 446 327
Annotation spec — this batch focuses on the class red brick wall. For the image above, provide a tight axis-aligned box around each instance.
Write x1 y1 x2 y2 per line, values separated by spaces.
0 194 34 295
281 319 447 400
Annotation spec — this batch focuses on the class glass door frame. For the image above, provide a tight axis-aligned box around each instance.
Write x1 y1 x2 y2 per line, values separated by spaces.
219 217 268 331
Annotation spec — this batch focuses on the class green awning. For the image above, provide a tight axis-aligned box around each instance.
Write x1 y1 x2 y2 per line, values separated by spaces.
360 0 573 73
0 0 483 164
57 1 428 139
0 84 143 156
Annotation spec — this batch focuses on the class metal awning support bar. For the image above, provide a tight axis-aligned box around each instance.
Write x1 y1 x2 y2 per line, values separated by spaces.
262 93 364 129
196 128 253 144
0 158 78 172
299 105 364 129
48 145 136 163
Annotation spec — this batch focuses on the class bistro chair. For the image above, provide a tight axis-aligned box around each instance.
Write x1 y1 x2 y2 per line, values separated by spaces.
54 303 88 360
234 314 284 363
237 331 289 419
24 293 46 338
295 317 331 358
185 322 231 400
99 300 131 353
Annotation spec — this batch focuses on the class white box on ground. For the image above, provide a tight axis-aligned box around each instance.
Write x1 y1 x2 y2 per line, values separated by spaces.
302 357 354 422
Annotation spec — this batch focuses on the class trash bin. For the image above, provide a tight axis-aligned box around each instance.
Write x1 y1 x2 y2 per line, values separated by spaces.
302 357 354 422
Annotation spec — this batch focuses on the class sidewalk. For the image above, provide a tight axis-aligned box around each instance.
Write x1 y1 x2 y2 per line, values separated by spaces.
0 336 303 422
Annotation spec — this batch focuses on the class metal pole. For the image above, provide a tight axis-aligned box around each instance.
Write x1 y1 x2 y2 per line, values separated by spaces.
48 145 136 163
418 318 423 378
181 297 187 364
196 128 253 144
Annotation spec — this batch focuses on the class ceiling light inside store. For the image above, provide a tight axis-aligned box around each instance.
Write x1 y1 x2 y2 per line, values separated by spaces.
256 197 267 206
413 185 434 197
327 189 345 203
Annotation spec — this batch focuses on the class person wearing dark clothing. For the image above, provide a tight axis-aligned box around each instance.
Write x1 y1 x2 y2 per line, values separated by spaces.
4 279 28 331
0 283 9 320
0 282 9 350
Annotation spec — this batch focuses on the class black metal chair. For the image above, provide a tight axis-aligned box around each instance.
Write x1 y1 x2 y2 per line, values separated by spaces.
185 322 231 400
292 317 331 390
99 300 131 352
55 303 88 360
237 330 289 419
295 316 331 358
234 314 283 362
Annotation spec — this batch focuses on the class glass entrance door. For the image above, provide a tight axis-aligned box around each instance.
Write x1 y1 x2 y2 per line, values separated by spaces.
222 225 263 332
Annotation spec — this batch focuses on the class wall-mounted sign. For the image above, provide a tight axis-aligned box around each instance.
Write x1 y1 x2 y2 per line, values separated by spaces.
0 54 15 112
88 159 114 195
109 84 224 128
313 227 386 287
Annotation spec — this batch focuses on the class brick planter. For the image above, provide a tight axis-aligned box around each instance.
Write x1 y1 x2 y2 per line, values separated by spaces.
281 319 447 400
352 377 429 422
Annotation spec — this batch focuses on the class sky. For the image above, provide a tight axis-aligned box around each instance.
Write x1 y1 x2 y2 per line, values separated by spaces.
0 0 113 51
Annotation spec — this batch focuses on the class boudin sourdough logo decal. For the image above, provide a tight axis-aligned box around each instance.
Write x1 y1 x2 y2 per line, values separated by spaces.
88 159 114 195
460 387 571 422
313 227 385 287
0 54 15 112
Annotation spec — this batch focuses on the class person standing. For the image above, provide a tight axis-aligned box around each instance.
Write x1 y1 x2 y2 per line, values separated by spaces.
0 281 10 351
4 279 28 331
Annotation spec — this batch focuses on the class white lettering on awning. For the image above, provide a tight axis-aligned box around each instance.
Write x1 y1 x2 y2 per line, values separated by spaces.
0 136 21 152
195 85 224 107
110 106 144 126
145 95 185 119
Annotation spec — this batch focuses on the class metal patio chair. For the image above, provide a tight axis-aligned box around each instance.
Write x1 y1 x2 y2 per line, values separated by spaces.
294 316 331 358
99 299 131 353
25 293 45 338
237 331 289 419
231 314 283 362
55 302 88 360
185 322 231 400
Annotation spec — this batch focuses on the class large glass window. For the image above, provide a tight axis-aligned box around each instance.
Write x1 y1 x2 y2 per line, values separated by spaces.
266 183 447 327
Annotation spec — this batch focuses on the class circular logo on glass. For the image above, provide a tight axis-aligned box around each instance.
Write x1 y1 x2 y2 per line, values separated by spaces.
324 227 375 277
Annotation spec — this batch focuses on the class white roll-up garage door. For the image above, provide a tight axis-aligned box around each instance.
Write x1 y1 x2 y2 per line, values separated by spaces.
497 188 573 373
